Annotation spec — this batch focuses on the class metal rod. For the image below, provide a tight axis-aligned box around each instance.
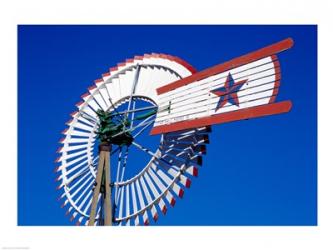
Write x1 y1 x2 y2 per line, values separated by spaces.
111 115 156 139
129 101 136 129
103 150 112 225
131 141 159 159
88 151 105 226
117 147 129 204
109 104 171 117
132 141 175 167
114 147 123 203
133 120 155 138
124 65 141 120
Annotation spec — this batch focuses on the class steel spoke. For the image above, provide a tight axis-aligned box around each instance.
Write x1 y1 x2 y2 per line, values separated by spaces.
125 65 141 120
129 100 136 129
111 146 121 156
111 114 156 139
114 146 123 201
131 141 159 159
132 141 176 168
117 147 129 204
133 120 155 138
110 104 158 117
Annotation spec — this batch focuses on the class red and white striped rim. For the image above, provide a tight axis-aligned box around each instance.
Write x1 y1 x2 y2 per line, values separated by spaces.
55 53 211 226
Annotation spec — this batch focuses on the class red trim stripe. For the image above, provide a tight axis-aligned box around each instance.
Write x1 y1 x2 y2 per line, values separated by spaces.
75 101 84 107
159 54 168 59
185 178 191 188
81 93 89 99
170 198 176 207
88 85 97 91
162 205 167 214
94 78 103 84
269 55 281 103
66 119 73 125
153 213 158 222
117 62 126 67
70 111 78 117
178 189 184 198
199 145 207 154
102 72 110 77
171 56 196 74
192 167 198 177
157 38 293 95
151 101 292 135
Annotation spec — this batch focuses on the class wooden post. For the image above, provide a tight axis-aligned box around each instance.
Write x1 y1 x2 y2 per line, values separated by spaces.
88 143 112 226
104 151 112 225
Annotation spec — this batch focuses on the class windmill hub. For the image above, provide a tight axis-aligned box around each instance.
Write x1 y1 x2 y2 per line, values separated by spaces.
95 109 134 147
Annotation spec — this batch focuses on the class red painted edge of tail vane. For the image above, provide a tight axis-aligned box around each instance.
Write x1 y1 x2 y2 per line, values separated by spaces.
151 101 292 135
151 38 294 135
157 38 293 95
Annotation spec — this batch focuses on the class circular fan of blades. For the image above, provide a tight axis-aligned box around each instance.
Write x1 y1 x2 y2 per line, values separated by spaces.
55 54 211 225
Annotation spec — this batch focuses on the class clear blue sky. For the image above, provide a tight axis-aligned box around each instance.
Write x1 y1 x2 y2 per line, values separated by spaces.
18 25 317 226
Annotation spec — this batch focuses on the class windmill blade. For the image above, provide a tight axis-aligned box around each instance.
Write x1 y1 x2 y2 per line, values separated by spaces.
139 176 159 224
56 148 92 162
154 165 184 198
56 154 89 173
130 182 140 226
125 184 131 224
146 168 168 214
134 179 149 225
118 186 125 221
57 143 90 153
143 172 164 221
164 129 210 143
161 150 202 167
56 53 212 226
151 38 293 135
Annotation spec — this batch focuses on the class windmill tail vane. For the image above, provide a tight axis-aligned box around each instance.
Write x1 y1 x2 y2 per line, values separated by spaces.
55 37 294 226
150 37 293 134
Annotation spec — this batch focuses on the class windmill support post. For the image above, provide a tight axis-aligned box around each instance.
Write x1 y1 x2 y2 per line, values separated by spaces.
88 143 112 226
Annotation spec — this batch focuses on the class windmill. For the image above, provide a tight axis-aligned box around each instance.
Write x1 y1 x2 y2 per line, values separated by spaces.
55 38 294 226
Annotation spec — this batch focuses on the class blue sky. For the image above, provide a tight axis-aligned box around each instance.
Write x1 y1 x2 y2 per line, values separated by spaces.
18 25 317 226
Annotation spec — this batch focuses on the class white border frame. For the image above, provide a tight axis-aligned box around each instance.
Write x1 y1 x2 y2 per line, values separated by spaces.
1 0 331 249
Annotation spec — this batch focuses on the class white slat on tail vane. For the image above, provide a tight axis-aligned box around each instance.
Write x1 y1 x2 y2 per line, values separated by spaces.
151 38 293 135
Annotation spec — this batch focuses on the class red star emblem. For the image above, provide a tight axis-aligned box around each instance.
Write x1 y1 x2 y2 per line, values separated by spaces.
210 73 247 111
